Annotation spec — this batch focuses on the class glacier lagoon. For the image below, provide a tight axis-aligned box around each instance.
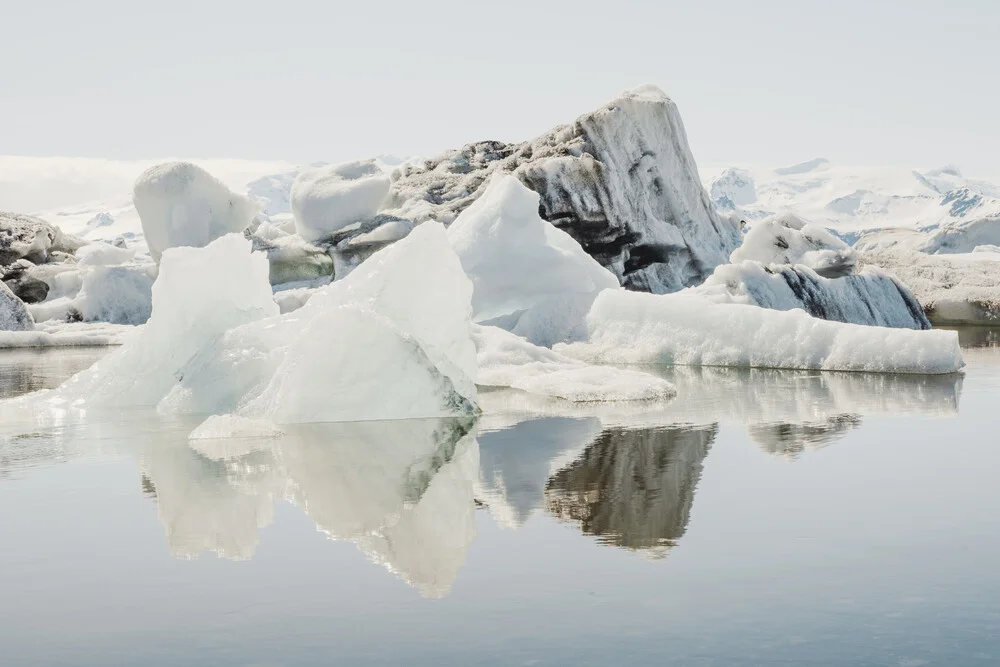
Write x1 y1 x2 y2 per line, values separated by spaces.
1 339 998 667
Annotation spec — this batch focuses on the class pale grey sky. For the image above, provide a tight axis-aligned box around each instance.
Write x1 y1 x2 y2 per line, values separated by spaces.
1 0 997 175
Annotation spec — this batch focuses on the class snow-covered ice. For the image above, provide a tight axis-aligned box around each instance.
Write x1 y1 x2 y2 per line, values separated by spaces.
555 290 963 374
188 414 283 440
291 160 390 242
447 175 619 346
133 162 260 262
473 324 675 402
0 281 34 331
730 213 857 278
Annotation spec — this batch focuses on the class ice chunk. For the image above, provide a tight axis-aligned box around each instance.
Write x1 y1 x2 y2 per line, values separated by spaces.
555 290 963 374
0 281 34 332
77 264 156 325
474 324 675 402
48 233 277 407
134 162 260 262
291 160 390 242
693 261 930 329
0 321 136 349
75 242 137 266
189 414 283 440
447 175 619 346
730 213 857 278
159 223 478 423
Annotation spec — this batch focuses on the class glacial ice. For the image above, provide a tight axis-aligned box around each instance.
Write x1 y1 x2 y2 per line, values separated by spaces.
75 242 137 266
730 213 857 278
291 160 390 242
77 264 156 325
447 175 619 346
694 261 931 329
0 281 34 331
473 324 675 402
555 290 963 374
133 162 260 262
188 414 283 440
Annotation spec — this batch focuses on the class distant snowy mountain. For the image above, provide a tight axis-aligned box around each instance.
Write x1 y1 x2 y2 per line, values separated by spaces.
701 159 1000 244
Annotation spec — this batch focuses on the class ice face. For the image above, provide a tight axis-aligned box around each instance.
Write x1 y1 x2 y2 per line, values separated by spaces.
290 160 390 242
448 175 619 346
555 290 964 374
133 162 260 262
0 281 34 332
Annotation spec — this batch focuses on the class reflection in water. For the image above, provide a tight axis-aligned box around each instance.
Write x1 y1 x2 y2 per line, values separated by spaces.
0 348 108 399
943 326 1000 348
544 425 716 556
748 414 863 459
138 417 479 597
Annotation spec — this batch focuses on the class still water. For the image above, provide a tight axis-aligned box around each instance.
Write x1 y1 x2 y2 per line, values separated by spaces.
1 341 998 666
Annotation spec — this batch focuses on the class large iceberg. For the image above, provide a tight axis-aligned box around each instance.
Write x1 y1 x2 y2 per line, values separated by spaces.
693 261 931 330
384 85 741 293
290 160 390 242
447 175 619 346
555 290 963 374
134 162 260 262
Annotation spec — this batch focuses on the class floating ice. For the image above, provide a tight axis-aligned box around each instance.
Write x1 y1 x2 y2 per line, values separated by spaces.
75 242 137 266
555 290 963 374
291 160 390 242
77 264 156 325
448 175 619 346
0 281 34 332
730 213 857 278
134 162 260 262
189 414 283 440
474 324 675 402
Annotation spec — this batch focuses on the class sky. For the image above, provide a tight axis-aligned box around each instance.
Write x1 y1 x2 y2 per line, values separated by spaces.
1 0 997 175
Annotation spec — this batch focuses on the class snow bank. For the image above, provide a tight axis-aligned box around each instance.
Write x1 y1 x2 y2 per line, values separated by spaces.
447 175 619 346
291 160 390 242
474 324 675 402
0 281 34 331
555 290 963 374
730 213 857 278
694 261 930 329
134 162 260 262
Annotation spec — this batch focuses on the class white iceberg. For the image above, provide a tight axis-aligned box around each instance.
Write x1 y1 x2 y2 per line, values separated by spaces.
447 175 619 346
474 324 675 402
555 290 963 374
0 281 34 332
134 162 260 262
730 213 857 278
291 160 390 242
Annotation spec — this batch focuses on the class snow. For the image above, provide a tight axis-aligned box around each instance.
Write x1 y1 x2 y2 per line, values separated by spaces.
447 175 620 346
189 414 283 440
555 290 963 374
0 281 34 331
710 167 756 209
133 162 261 262
473 324 675 402
75 242 136 266
291 160 390 242
730 213 857 278
693 261 930 329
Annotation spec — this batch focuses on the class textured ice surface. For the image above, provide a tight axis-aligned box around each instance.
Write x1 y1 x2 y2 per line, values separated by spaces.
0 281 34 331
861 249 1000 324
556 290 963 374
159 223 478 423
189 414 283 440
448 176 619 346
0 321 136 349
291 160 390 242
77 264 156 325
474 324 675 402
75 242 137 266
730 213 857 278
694 261 930 329
134 162 260 262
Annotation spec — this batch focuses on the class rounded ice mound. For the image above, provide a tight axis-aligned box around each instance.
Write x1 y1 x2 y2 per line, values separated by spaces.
75 242 136 266
291 160 391 242
447 175 619 346
133 162 260 262
731 213 857 278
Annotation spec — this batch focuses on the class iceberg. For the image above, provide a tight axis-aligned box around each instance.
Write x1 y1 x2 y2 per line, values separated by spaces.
555 290 963 374
474 324 675 402
0 281 34 332
730 213 857 278
133 162 260 262
447 175 619 346
291 160 390 242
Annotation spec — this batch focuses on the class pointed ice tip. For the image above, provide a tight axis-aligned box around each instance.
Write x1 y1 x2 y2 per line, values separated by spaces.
624 84 670 102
